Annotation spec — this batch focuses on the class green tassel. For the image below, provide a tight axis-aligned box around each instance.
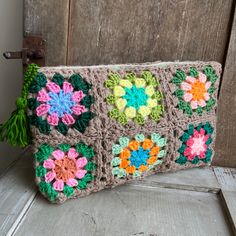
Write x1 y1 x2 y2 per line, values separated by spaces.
0 64 39 147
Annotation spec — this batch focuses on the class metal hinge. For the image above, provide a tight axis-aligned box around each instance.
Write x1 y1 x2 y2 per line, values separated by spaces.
3 35 46 69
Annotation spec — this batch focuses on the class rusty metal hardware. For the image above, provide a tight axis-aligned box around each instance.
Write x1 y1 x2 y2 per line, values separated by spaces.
3 35 46 69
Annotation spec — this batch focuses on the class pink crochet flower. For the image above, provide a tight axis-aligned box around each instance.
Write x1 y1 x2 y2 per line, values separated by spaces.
43 148 88 191
184 128 209 161
181 72 211 109
36 81 86 126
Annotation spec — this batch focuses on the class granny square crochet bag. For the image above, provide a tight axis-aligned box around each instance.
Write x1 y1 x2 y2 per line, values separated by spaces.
0 61 221 203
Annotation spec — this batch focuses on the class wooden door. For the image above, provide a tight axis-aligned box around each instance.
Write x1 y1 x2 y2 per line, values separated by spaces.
23 1 236 165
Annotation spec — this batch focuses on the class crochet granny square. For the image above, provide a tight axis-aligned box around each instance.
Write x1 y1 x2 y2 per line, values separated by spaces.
25 61 221 203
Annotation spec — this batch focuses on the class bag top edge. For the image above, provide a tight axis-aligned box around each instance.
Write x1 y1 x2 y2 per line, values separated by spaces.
39 61 222 71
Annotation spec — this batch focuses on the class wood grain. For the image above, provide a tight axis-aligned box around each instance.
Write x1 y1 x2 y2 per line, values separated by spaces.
24 0 70 66
14 185 230 236
137 167 220 193
1 152 234 235
0 151 36 236
214 167 236 234
214 3 236 167
67 0 233 65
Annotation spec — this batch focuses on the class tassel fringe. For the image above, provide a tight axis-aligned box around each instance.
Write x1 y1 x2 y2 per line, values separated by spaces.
0 64 39 147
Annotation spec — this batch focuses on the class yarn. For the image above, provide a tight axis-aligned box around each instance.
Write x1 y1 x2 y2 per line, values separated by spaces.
0 64 38 147
27 61 220 203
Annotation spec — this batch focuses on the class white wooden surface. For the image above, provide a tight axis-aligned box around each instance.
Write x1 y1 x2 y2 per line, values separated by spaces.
0 154 235 236
214 167 236 235
0 152 35 236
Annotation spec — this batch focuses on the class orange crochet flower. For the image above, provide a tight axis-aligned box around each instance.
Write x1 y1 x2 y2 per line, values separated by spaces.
120 159 130 168
150 146 159 156
119 148 131 159
126 166 136 174
147 156 157 165
189 80 207 101
54 157 76 182
142 139 153 150
128 140 139 150
139 165 148 172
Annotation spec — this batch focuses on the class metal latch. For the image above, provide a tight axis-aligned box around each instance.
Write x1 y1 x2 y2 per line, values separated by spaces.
3 35 46 69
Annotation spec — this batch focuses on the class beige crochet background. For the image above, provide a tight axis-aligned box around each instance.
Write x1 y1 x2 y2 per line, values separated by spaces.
29 61 221 203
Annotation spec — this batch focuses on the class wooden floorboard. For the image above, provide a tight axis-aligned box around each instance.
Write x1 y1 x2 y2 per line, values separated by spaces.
0 153 235 236
14 185 230 236
136 167 220 193
0 153 36 236
214 167 236 235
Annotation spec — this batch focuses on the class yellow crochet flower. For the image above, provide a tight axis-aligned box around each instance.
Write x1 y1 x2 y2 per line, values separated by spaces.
115 98 127 111
105 71 164 125
147 98 158 108
135 78 146 88
119 79 132 88
114 86 125 97
138 106 151 117
125 107 136 118
145 85 155 96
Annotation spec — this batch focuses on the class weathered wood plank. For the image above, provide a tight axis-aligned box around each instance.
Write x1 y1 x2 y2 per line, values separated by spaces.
214 167 236 191
14 185 230 236
214 3 236 167
0 155 233 236
24 0 69 66
135 167 220 193
214 167 236 235
0 152 36 236
67 0 233 65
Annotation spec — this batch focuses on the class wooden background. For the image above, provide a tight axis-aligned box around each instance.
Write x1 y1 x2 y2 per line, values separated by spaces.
24 0 236 167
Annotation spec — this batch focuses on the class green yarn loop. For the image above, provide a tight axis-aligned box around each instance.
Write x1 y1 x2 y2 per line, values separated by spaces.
16 97 27 109
0 64 39 147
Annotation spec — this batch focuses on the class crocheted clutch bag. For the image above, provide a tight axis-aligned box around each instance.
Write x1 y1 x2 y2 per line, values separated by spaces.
0 61 221 203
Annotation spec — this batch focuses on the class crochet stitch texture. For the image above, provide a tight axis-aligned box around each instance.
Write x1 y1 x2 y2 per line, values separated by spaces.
28 61 221 203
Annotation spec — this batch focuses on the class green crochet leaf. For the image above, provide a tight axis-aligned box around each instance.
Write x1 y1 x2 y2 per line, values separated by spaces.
35 166 46 177
56 122 69 135
204 66 218 84
196 106 203 115
27 98 40 110
105 73 120 88
124 73 136 83
180 132 190 142
70 74 91 94
80 95 94 109
63 185 74 197
52 73 65 87
191 157 199 164
189 67 199 77
73 112 95 133
84 162 96 171
83 173 94 183
178 144 186 154
175 155 187 165
77 180 87 189
34 144 54 162
38 182 58 202
58 143 71 152
28 114 41 126
174 89 184 99
38 120 51 135
187 124 194 135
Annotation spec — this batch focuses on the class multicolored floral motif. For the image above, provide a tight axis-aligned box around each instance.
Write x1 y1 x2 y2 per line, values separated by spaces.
172 66 218 116
28 73 95 135
35 142 96 201
111 133 167 178
105 71 164 125
175 122 214 165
